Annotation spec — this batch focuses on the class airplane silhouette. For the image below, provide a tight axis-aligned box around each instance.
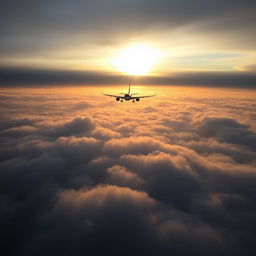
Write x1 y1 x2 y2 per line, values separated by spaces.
102 84 156 102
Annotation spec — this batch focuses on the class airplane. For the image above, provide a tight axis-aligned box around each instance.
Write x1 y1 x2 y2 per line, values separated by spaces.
102 84 156 102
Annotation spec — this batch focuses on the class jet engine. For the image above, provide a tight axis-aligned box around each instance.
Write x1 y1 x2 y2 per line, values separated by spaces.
136 98 140 101
116 97 120 101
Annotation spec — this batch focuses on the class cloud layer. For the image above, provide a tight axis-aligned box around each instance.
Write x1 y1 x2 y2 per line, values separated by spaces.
1 68 256 87
0 86 256 256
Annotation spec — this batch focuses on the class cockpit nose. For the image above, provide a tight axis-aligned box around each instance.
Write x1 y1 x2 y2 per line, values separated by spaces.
124 94 129 97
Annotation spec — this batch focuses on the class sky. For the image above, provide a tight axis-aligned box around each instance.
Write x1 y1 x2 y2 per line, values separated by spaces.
0 86 256 255
0 0 256 86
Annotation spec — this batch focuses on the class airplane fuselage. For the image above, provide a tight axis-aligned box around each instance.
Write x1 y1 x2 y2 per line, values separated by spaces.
124 94 132 100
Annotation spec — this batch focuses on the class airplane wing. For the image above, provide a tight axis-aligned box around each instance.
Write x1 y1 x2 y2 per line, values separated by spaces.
102 92 125 98
131 93 157 99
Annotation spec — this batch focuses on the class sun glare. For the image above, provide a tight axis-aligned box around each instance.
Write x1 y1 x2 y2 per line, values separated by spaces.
112 44 159 75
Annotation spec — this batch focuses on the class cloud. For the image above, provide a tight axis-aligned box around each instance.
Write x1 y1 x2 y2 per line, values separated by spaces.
0 116 95 138
55 185 155 213
0 86 256 255
236 64 256 72
0 68 121 86
0 125 37 137
21 185 159 256
1 0 256 49
92 127 121 140
103 136 168 156
40 117 95 137
1 68 256 87
105 165 143 188
198 117 247 137
198 117 256 149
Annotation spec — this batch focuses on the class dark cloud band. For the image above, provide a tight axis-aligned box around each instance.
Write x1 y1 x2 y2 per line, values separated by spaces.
0 68 256 87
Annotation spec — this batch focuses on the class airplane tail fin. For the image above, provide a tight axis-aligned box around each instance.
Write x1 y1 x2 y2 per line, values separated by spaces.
128 83 131 94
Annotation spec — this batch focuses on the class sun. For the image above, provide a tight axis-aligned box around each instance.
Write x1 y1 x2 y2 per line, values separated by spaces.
112 44 159 75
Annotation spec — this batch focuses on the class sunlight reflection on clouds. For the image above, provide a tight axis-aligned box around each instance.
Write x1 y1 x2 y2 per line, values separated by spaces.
0 86 256 255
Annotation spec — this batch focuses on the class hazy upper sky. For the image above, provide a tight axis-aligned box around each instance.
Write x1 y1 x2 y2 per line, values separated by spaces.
1 0 256 77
